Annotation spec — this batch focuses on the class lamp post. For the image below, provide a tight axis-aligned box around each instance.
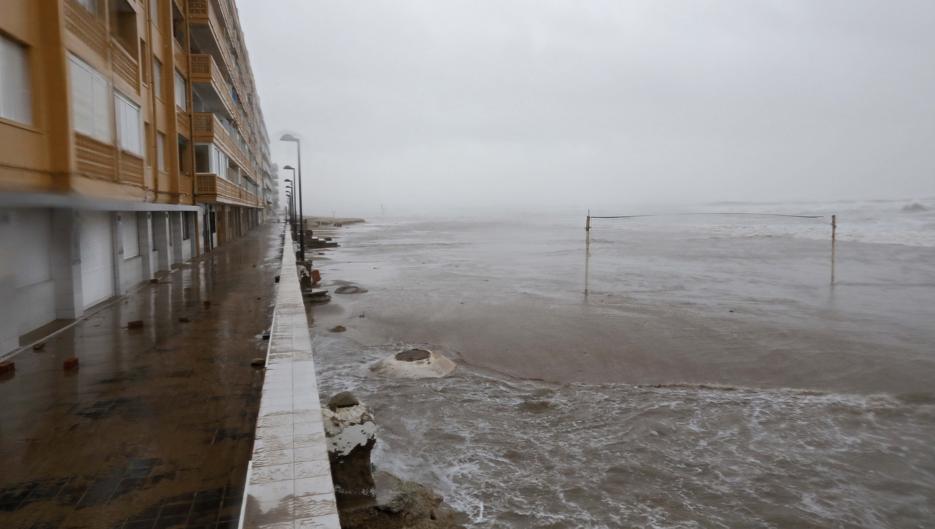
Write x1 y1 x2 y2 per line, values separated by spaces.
284 180 295 236
284 190 292 232
282 162 301 257
280 133 304 259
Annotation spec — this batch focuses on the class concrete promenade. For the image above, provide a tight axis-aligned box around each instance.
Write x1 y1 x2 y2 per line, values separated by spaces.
240 229 339 529
0 222 283 529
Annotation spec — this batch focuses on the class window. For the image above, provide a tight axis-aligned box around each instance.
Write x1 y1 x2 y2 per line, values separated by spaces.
122 212 140 259
0 34 32 125
115 92 142 155
152 57 162 98
140 39 149 84
76 0 97 13
195 144 210 173
69 54 110 141
150 0 159 26
156 132 166 171
182 212 191 240
174 70 186 110
144 123 151 166
177 134 188 173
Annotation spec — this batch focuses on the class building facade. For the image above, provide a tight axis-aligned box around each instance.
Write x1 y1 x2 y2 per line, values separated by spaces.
0 0 273 355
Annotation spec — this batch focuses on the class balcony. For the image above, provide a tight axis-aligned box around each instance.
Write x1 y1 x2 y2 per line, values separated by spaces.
191 113 252 177
195 173 261 207
189 1 237 89
191 54 237 119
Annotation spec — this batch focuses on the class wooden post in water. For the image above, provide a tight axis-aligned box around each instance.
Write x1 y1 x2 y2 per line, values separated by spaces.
831 214 837 285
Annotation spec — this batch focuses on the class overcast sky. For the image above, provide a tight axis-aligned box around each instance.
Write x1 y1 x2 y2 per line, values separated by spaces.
238 0 935 216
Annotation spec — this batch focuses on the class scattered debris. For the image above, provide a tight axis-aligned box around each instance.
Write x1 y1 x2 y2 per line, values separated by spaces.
127 320 144 330
0 361 15 376
203 301 211 309
304 289 331 303
329 325 347 333
311 269 322 283
63 357 79 371
149 278 159 284
274 275 280 283
178 317 190 323
32 342 46 351
358 312 366 318
262 330 271 340
250 357 266 368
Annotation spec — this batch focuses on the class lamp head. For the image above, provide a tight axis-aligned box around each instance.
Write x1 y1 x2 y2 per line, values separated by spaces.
280 134 300 143
283 165 295 171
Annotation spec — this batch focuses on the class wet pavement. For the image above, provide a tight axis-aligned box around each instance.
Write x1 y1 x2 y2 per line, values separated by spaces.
0 222 283 529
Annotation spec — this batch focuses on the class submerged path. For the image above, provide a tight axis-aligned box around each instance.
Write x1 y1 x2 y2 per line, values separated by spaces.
0 222 282 529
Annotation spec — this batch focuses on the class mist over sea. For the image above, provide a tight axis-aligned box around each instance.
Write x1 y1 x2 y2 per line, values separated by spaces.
310 198 935 528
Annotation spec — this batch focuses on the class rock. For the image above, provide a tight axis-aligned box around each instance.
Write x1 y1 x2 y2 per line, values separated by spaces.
370 349 456 379
324 395 378 507
328 391 360 410
330 325 347 333
902 202 929 213
335 285 368 294
339 471 467 529
250 357 266 368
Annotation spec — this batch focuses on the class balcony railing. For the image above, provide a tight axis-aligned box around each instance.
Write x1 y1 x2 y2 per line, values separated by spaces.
65 0 108 57
111 38 140 92
195 173 260 207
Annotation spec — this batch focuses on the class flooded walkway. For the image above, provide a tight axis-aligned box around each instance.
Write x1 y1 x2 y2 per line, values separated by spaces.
0 222 283 529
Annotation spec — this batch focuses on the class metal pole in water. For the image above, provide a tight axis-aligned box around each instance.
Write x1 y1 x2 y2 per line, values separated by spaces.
584 210 591 297
831 214 837 285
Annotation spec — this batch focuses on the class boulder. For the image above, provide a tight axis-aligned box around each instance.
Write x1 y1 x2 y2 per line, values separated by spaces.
323 394 378 508
339 471 466 529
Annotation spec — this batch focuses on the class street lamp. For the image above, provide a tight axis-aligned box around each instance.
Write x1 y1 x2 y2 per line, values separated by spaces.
280 133 304 258
283 163 299 253
284 190 293 232
284 180 295 236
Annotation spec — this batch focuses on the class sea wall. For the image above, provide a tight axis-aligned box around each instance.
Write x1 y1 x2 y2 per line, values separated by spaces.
240 227 340 528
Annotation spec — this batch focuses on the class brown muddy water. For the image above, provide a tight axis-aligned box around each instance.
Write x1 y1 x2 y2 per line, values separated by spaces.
308 202 935 528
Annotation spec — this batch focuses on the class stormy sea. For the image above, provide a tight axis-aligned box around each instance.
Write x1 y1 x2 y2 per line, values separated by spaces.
309 198 935 528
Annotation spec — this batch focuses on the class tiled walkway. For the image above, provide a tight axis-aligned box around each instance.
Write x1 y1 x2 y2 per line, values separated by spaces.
0 223 283 529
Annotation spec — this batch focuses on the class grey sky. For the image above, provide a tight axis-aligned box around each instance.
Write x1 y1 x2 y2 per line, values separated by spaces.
238 0 935 216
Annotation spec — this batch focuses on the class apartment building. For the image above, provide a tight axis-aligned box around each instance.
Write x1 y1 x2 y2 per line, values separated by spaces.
0 0 274 355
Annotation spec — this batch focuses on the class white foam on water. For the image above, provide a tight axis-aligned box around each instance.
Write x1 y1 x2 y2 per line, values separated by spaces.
312 336 935 529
